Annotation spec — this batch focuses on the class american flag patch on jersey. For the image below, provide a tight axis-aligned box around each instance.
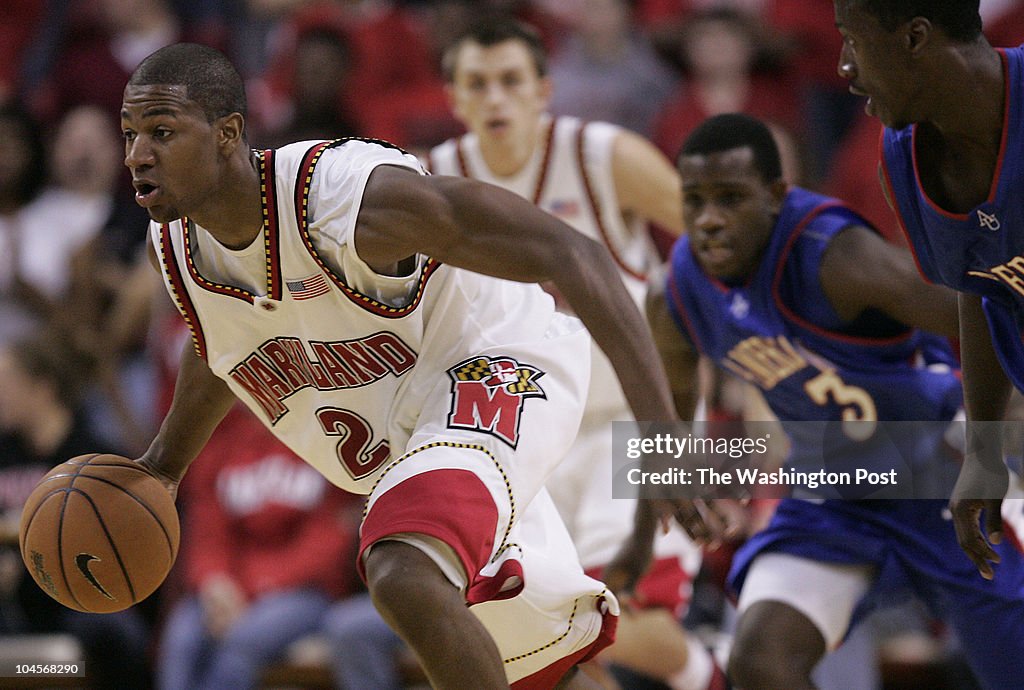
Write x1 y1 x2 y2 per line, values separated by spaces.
547 199 580 217
286 273 330 300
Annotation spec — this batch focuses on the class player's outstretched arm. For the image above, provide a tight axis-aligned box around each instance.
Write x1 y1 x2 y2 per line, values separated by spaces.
356 165 678 425
137 344 237 496
821 226 1011 577
603 282 696 597
642 279 742 543
819 224 959 336
952 293 1013 579
611 129 684 236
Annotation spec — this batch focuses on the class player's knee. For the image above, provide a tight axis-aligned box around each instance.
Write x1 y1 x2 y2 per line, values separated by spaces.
364 540 455 620
728 602 823 689
728 638 793 689
726 628 762 687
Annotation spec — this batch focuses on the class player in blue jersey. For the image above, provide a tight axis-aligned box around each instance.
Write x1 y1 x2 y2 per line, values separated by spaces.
833 0 1024 581
609 113 1024 690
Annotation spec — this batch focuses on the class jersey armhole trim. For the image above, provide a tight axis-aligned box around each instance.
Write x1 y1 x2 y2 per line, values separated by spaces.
879 133 933 285
666 269 702 354
294 139 443 318
770 202 915 347
575 121 647 282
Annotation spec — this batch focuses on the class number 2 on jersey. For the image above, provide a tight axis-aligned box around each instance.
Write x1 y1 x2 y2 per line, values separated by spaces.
316 407 391 480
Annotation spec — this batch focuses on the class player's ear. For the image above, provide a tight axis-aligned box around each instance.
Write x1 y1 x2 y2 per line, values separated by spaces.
538 75 553 108
769 178 788 209
216 112 245 155
905 17 933 54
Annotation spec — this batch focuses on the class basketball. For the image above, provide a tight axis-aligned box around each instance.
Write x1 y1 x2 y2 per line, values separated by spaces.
18 453 180 614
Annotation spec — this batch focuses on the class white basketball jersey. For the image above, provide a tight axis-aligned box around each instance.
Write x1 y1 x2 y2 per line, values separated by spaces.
429 116 659 415
153 139 564 494
431 119 702 579
429 115 658 305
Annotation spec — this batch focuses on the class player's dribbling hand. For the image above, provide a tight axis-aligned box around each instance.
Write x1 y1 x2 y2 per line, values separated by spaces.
950 459 1008 580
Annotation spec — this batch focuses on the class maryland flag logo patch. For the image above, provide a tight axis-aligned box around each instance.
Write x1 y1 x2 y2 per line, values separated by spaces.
447 356 547 448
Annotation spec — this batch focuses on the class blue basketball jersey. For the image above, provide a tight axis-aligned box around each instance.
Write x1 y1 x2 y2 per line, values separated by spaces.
667 187 962 487
882 46 1024 392
675 193 1024 690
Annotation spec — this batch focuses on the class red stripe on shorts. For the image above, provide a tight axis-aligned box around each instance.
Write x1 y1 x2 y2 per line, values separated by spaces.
358 469 500 588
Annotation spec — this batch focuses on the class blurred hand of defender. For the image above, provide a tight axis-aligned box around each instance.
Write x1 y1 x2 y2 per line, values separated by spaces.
950 462 1008 580
603 497 747 603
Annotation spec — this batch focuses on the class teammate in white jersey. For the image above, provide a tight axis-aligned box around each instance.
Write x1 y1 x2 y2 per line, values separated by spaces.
121 43 682 689
429 18 724 690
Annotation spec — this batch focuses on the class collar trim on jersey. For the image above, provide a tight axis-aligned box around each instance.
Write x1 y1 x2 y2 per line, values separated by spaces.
455 119 555 206
294 139 442 318
261 149 284 301
158 223 207 360
909 49 1011 221
180 149 283 304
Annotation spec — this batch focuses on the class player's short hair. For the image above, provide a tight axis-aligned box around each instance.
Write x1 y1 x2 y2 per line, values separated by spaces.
128 43 248 124
841 0 982 42
441 16 548 82
679 114 782 183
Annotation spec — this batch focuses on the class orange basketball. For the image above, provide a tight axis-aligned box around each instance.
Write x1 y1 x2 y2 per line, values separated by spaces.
18 454 180 613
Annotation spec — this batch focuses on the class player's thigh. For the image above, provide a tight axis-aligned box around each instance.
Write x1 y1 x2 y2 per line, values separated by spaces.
362 475 617 687
402 328 591 505
736 552 874 652
360 442 515 593
475 490 617 686
363 351 590 583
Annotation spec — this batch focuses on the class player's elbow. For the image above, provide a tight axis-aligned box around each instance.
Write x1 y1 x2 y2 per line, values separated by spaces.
545 233 618 294
558 231 608 274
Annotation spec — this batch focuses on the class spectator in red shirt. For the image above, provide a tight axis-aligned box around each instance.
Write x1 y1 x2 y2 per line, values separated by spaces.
764 0 862 181
651 7 801 166
0 1 45 103
155 400 361 690
246 5 361 147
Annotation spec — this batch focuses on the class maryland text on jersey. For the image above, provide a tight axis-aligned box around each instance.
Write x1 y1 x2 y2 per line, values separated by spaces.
230 332 417 423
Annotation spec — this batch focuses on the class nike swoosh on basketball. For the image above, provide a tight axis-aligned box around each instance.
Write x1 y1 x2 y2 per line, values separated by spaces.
75 554 114 599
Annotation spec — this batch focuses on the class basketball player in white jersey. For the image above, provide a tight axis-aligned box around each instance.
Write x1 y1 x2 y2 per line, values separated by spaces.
429 18 724 690
121 42 684 689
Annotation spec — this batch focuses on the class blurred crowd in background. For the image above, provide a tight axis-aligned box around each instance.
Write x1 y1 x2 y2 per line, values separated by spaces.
2 1 1023 688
